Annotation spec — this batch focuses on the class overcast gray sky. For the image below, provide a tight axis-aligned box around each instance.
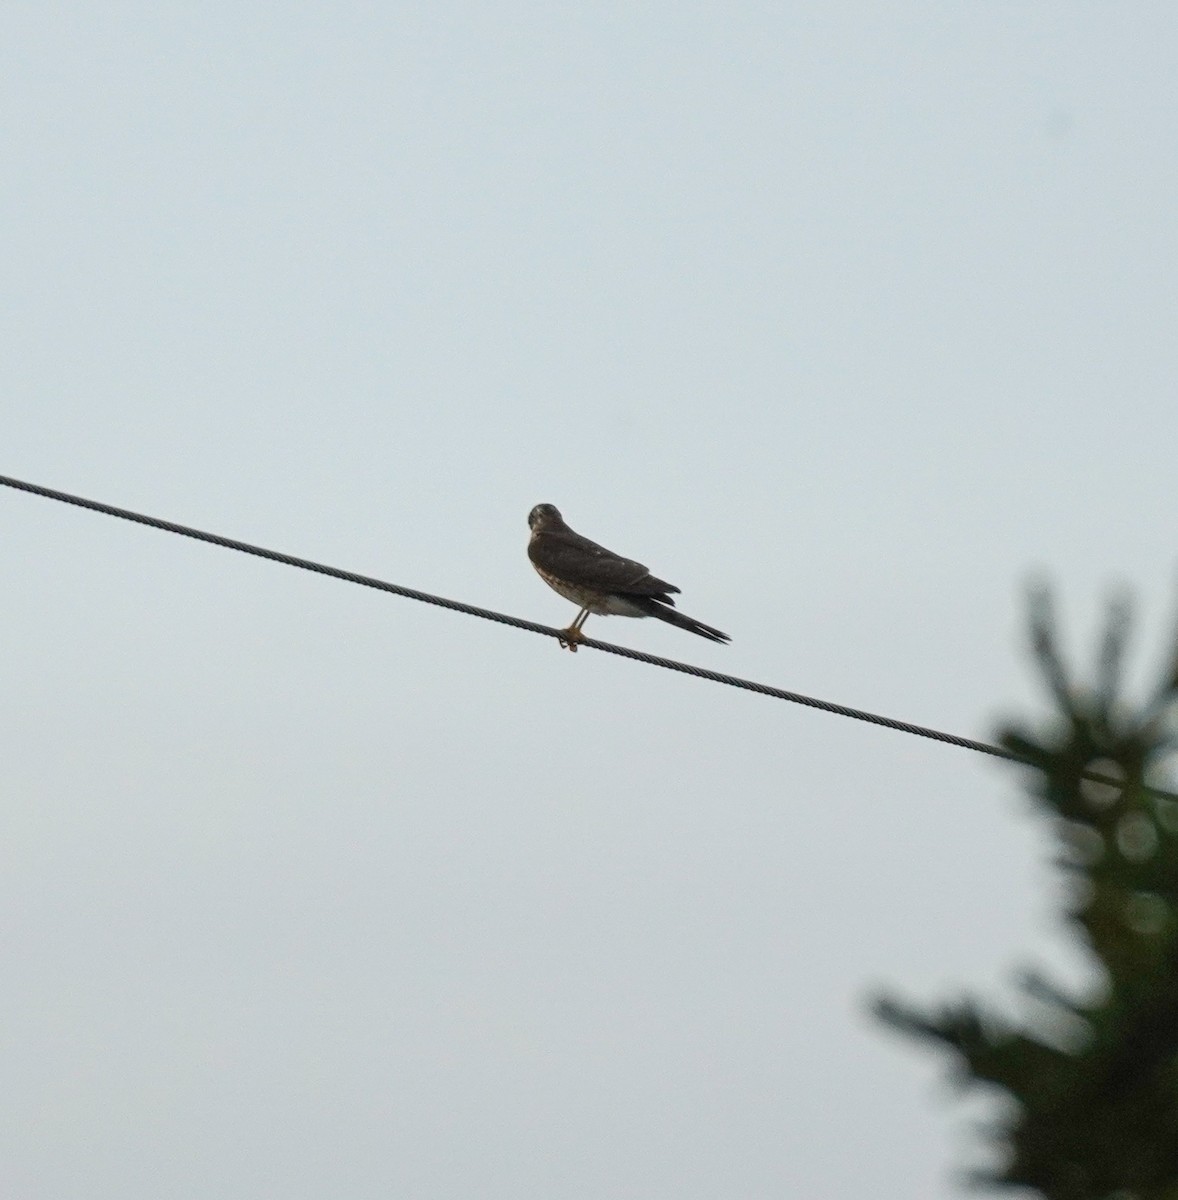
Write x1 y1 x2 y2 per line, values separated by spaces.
4 4 1177 1197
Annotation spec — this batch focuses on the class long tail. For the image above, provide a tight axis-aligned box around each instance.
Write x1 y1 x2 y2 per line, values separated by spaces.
637 598 730 644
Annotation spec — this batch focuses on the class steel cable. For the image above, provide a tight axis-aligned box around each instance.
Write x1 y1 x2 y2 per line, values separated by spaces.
2 471 1172 799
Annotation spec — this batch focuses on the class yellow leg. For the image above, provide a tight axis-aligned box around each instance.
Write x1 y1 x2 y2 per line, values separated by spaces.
558 608 590 651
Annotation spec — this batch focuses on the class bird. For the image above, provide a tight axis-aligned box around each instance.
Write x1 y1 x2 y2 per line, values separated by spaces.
527 503 730 651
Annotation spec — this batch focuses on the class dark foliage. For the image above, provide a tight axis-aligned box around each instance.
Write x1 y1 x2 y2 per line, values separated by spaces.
876 589 1178 1200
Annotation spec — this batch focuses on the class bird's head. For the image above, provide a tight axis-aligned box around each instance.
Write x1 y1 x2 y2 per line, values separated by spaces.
528 503 563 531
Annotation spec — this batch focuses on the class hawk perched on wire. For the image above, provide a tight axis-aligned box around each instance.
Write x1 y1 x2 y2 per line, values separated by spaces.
527 503 731 651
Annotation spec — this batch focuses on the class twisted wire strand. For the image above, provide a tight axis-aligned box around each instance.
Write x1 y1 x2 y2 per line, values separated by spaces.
2 472 1171 799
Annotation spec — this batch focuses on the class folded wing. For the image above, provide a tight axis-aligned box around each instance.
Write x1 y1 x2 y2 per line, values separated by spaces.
528 527 680 601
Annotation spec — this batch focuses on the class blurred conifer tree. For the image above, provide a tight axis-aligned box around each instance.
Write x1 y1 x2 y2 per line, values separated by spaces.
876 589 1178 1199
